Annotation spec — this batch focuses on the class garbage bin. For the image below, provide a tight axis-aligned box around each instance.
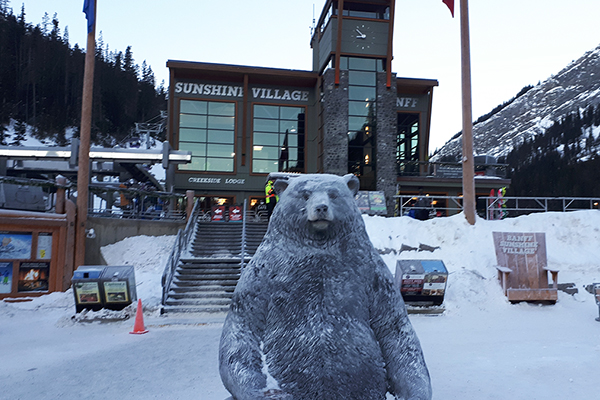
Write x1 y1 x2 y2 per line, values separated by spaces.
395 260 448 306
72 265 137 312
99 266 137 311
72 266 105 312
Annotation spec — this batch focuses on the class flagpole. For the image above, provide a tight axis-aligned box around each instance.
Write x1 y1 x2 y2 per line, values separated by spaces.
75 0 97 268
459 0 476 225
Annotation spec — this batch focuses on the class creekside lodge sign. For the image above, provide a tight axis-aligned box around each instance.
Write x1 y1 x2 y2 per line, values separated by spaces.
174 82 310 102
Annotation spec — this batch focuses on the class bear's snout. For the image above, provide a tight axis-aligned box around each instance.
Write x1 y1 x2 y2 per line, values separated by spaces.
307 192 333 230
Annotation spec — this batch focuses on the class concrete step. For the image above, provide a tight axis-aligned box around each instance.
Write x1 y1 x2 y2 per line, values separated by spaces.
170 284 236 293
173 279 239 287
177 268 240 275
162 304 231 314
168 292 233 299
165 298 232 307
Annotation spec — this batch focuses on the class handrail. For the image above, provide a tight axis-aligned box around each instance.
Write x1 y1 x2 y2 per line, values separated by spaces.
161 196 201 306
240 199 247 269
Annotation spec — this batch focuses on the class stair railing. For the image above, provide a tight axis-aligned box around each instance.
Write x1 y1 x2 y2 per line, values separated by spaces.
161 197 201 306
240 199 247 269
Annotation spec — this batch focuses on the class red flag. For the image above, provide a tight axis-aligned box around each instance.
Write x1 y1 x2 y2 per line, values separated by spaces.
443 0 455 17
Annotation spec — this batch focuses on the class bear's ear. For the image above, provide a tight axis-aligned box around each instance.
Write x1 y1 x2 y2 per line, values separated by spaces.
273 179 289 196
343 174 360 196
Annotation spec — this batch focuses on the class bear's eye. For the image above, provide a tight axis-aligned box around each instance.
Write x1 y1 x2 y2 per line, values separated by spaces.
300 190 311 200
328 190 339 199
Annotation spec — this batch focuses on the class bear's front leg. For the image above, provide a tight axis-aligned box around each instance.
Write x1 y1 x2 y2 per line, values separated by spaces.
370 265 432 400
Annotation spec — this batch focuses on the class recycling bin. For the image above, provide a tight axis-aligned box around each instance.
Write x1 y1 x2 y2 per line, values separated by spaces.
72 265 137 312
395 260 448 306
99 266 137 311
72 266 105 312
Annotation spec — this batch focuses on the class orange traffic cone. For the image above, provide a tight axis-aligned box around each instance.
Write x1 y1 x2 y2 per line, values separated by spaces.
130 299 149 334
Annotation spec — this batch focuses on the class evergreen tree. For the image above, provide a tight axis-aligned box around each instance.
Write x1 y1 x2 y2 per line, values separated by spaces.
11 120 26 145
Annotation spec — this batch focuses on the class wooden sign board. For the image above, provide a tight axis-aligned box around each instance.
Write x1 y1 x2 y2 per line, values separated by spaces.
492 232 557 302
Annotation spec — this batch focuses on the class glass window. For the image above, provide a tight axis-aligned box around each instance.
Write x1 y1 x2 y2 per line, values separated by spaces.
207 130 234 144
254 118 280 132
253 133 280 146
280 107 303 120
254 105 279 119
179 142 206 157
180 114 206 128
349 57 377 71
207 158 234 172
349 86 376 101
180 100 207 114
349 71 377 86
209 102 235 116
177 99 236 172
252 105 305 173
179 128 206 142
349 101 374 117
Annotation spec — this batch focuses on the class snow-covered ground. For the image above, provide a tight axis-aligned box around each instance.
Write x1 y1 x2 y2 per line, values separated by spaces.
1 211 599 399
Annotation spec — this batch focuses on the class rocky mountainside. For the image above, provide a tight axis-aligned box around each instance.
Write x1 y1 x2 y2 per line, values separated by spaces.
433 43 600 160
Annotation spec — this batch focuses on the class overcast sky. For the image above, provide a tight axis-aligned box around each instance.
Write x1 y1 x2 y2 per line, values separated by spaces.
16 0 600 151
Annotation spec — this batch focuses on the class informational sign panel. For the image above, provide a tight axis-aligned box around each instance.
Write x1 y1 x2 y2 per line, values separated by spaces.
229 205 243 221
74 282 102 304
355 191 387 215
37 233 53 259
0 232 33 259
103 281 129 303
0 262 13 294
211 205 226 221
18 262 50 292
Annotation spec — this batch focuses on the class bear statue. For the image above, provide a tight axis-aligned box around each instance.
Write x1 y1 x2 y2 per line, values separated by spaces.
219 174 431 400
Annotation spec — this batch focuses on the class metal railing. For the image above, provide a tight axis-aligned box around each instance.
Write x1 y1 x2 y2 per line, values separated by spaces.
161 197 201 307
483 196 600 219
395 194 600 220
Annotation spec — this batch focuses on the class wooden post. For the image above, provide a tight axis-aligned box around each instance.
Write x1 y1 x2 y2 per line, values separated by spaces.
55 175 67 214
460 0 476 225
75 1 97 268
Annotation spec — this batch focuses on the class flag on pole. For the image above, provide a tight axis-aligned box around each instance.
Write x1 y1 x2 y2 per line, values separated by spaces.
83 0 95 33
443 0 455 17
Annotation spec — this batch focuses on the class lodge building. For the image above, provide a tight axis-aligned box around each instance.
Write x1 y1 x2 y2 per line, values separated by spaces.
166 0 509 216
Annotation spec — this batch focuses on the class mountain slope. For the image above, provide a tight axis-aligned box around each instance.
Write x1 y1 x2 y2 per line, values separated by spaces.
434 43 600 160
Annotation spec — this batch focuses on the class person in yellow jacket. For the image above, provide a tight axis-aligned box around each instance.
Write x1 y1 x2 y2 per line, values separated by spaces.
265 179 278 219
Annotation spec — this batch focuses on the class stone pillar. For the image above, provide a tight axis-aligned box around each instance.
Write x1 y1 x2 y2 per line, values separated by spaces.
321 69 349 176
376 71 398 216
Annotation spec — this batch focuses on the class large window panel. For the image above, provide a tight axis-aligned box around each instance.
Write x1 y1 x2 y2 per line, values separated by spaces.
177 99 236 172
252 104 305 174
207 130 234 144
179 128 206 142
181 100 207 114
180 114 206 128
253 133 279 146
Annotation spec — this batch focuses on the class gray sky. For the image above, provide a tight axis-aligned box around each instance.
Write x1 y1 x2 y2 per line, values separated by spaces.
17 0 600 151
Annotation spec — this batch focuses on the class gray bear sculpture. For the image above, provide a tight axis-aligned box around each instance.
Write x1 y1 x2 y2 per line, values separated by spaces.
219 174 431 400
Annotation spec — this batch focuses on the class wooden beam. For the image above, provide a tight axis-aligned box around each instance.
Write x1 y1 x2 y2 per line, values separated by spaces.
75 0 97 268
459 0 476 225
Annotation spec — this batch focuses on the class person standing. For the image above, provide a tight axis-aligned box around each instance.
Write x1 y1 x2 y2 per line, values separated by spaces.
265 179 278 219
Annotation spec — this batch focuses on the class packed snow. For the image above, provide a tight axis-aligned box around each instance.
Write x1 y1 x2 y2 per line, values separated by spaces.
1 211 599 399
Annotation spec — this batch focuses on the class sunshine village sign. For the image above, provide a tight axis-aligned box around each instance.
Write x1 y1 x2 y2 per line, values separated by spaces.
174 82 310 102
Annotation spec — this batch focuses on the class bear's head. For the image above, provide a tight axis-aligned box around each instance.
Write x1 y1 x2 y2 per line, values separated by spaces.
269 174 362 243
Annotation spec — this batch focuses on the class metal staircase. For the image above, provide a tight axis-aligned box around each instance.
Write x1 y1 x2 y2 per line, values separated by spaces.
161 204 268 314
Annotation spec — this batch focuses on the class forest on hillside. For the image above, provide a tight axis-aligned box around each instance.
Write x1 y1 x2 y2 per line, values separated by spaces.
0 1 166 147
506 104 600 197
